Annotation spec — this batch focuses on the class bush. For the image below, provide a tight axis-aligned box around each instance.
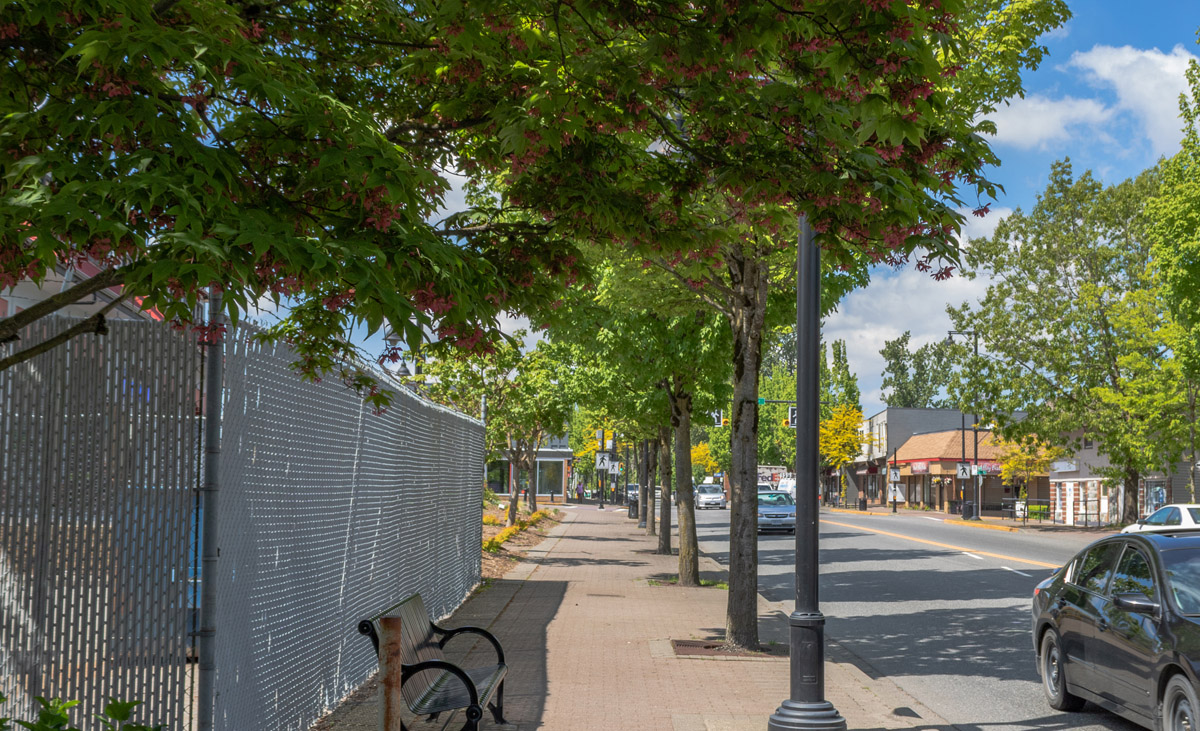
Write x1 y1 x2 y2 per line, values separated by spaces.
481 509 554 552
482 514 502 526
0 694 161 731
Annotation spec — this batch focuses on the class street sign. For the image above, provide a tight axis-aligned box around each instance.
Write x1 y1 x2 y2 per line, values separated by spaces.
956 462 971 479
786 405 797 428
889 468 899 482
757 397 766 405
596 452 615 470
607 463 619 475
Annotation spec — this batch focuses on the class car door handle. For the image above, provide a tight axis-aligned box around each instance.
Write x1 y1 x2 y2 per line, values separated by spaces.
1056 598 1066 609
1097 619 1109 633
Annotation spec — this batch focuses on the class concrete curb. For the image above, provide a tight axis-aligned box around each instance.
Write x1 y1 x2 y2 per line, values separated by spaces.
828 507 893 517
942 518 1020 532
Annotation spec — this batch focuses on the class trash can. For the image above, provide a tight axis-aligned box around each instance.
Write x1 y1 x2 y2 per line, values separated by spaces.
859 496 868 511
628 495 638 518
962 501 975 520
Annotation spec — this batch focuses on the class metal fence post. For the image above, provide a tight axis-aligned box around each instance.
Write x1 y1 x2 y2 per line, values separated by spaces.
197 293 223 731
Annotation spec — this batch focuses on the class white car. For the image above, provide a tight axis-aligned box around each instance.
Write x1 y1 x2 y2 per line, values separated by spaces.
695 484 726 509
1121 504 1200 533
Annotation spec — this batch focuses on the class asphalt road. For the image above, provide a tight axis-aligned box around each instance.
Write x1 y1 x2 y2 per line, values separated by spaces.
690 506 1145 731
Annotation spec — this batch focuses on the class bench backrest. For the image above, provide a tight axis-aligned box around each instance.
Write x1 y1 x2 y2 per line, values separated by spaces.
377 594 445 708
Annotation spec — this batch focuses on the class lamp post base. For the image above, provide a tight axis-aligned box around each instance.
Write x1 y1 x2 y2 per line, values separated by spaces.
768 700 846 731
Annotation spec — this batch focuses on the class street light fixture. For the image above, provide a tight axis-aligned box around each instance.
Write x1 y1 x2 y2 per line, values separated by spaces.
946 330 981 520
768 215 845 731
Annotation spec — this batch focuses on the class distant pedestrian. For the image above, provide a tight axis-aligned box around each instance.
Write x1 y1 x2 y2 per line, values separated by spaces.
576 483 583 502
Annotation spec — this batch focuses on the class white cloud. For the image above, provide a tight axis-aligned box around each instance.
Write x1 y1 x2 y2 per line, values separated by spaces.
824 207 1010 416
1067 44 1196 156
984 94 1115 150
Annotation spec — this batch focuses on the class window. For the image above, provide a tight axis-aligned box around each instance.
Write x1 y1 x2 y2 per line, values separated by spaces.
1111 547 1156 600
1075 543 1121 594
1083 437 1094 449
1145 507 1176 526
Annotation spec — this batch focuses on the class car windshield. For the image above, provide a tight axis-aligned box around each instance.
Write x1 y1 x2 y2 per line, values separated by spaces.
697 486 720 494
1161 548 1200 615
758 493 794 506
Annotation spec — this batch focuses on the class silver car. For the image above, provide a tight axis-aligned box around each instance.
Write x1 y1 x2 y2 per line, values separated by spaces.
758 491 796 534
696 484 726 510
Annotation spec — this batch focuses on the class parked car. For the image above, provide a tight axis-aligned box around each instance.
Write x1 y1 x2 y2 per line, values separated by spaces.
1121 504 1200 534
757 491 796 534
1031 531 1200 730
695 484 727 510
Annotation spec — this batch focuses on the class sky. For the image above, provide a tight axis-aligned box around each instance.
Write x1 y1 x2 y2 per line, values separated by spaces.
828 1 1200 418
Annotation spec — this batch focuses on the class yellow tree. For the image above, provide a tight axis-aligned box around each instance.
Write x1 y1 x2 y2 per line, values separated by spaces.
819 405 871 503
994 437 1065 500
691 443 719 480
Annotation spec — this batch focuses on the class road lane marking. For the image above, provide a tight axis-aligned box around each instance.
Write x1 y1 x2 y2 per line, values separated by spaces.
963 552 984 560
822 518 1060 569
1004 566 1033 577
923 517 943 522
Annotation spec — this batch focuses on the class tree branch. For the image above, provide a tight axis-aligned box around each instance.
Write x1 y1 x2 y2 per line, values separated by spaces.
0 267 126 343
0 292 132 372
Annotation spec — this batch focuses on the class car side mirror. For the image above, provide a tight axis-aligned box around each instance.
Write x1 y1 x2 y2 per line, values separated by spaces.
1137 518 1147 525
1113 592 1160 615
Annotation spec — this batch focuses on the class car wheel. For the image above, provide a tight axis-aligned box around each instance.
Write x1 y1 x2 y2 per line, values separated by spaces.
1161 674 1200 731
1040 628 1085 712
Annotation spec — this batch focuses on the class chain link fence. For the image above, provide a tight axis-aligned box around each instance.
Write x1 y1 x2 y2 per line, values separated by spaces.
0 317 201 727
1 316 483 730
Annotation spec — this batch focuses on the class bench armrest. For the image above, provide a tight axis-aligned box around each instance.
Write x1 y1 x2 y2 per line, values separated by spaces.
435 625 506 665
402 660 480 706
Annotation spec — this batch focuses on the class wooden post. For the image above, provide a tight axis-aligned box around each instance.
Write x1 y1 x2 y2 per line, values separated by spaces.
379 616 405 730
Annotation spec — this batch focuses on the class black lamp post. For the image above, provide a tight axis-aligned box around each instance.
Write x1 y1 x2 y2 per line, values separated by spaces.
947 330 981 520
769 215 845 731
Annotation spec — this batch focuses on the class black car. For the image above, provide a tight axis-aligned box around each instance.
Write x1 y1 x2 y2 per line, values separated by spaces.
1031 532 1200 730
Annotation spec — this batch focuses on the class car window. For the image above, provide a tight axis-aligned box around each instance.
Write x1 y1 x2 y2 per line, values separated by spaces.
1188 508 1200 524
1075 543 1121 594
1146 507 1173 526
1163 548 1200 615
758 493 795 506
698 486 718 494
1110 547 1156 600
1165 508 1183 526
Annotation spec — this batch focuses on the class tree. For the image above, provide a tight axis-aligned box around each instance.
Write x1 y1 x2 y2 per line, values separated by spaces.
819 404 870 503
950 162 1177 523
422 334 572 525
880 331 956 408
0 0 585 403
828 340 861 411
691 443 718 480
993 436 1064 500
1147 50 1200 501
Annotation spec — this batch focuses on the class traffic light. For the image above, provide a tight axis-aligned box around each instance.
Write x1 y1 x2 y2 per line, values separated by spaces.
782 417 791 427
721 417 730 427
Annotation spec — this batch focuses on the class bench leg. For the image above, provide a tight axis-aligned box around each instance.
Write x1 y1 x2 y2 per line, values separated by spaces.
487 680 508 725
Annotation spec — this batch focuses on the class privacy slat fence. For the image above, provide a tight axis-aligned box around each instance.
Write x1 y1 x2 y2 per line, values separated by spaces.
1 316 483 730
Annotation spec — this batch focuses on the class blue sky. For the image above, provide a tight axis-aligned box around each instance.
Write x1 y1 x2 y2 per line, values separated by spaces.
828 1 1200 417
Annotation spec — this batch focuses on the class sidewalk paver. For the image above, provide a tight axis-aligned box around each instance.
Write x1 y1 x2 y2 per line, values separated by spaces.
314 506 950 731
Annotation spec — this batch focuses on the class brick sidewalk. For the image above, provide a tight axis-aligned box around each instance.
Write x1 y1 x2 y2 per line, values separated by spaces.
314 506 947 731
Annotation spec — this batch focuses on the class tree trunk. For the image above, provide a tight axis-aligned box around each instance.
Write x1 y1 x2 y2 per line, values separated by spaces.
526 453 539 513
506 457 519 527
647 436 658 535
724 244 768 650
1190 383 1197 502
670 382 699 586
1123 468 1140 524
658 424 673 555
639 439 650 528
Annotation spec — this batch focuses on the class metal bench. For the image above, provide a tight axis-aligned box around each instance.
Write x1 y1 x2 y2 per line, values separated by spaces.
358 594 508 730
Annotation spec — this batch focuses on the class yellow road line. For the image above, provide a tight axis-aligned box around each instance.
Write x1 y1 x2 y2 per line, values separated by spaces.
822 518 1060 569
